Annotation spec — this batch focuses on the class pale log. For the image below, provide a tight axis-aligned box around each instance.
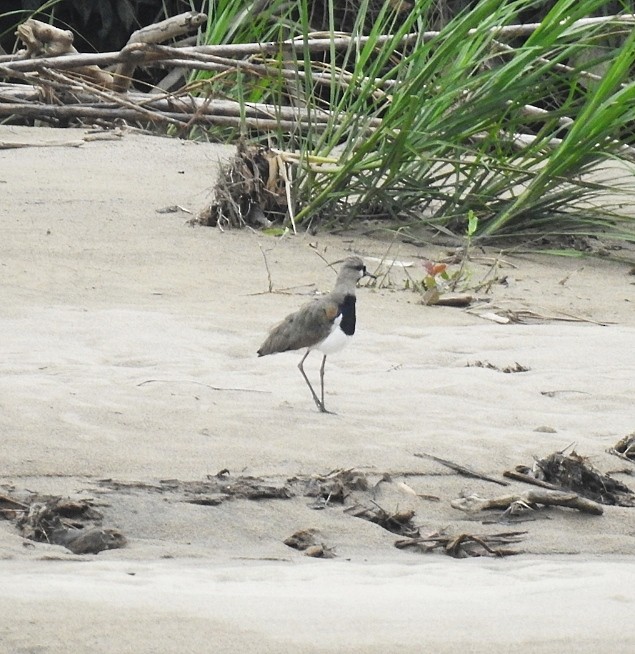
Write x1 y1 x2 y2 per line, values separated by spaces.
112 11 207 92
451 489 604 515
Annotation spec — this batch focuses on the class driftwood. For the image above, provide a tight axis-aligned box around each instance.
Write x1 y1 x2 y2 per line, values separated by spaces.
3 14 634 73
395 530 526 558
15 18 113 88
451 489 604 515
0 138 84 149
505 450 635 507
503 468 562 489
0 76 355 132
112 11 208 92
432 293 473 307
0 94 334 132
469 306 610 325
533 451 635 506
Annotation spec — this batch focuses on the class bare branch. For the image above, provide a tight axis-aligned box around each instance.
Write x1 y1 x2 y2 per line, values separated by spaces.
113 11 208 92
1 14 633 77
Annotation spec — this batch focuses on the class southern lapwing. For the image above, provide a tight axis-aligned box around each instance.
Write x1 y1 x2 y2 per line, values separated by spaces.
257 256 374 413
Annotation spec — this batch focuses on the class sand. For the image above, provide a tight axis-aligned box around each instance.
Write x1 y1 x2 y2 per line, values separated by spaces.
1 124 634 652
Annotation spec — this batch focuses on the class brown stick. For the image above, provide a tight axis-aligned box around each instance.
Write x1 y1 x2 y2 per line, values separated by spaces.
503 469 561 489
414 452 509 486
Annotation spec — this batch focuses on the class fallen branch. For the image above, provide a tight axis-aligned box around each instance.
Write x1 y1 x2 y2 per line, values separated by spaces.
451 489 604 515
395 529 526 557
14 18 113 88
503 468 562 489
468 306 610 325
0 101 335 132
2 14 633 76
0 73 373 134
43 68 192 128
414 452 509 486
0 138 84 149
113 11 208 92
433 293 474 307
0 81 336 124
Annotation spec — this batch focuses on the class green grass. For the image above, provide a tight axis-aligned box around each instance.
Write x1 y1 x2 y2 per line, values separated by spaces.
189 0 635 250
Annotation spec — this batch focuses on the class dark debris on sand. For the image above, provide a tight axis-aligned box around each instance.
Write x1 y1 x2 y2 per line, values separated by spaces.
533 451 635 507
1 491 126 554
395 530 526 558
12 446 629 560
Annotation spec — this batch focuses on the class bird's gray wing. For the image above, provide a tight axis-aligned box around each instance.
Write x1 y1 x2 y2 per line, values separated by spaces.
257 297 340 355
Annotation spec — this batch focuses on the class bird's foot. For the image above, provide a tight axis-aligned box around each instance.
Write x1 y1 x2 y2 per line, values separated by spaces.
316 401 336 415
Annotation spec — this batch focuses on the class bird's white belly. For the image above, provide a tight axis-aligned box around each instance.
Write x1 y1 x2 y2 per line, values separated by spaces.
314 324 351 355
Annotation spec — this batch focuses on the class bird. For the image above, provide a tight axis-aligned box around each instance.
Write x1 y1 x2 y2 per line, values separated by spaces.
257 256 375 413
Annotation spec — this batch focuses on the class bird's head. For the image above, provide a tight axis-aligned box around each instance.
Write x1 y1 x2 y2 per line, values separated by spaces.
336 256 376 287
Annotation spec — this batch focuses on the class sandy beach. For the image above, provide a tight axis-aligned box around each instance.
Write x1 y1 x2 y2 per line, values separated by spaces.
1 124 634 652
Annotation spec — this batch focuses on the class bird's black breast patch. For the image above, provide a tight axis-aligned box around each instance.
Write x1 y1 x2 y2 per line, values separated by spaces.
339 294 356 336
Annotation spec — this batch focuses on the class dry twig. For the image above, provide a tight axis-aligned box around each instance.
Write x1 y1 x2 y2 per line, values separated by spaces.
395 529 526 557
414 452 509 486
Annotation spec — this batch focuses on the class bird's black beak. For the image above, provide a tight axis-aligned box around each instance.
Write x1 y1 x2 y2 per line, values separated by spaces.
362 266 377 280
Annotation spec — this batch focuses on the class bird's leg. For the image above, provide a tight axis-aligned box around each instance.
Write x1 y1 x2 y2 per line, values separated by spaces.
318 355 336 415
319 355 327 410
298 350 325 412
